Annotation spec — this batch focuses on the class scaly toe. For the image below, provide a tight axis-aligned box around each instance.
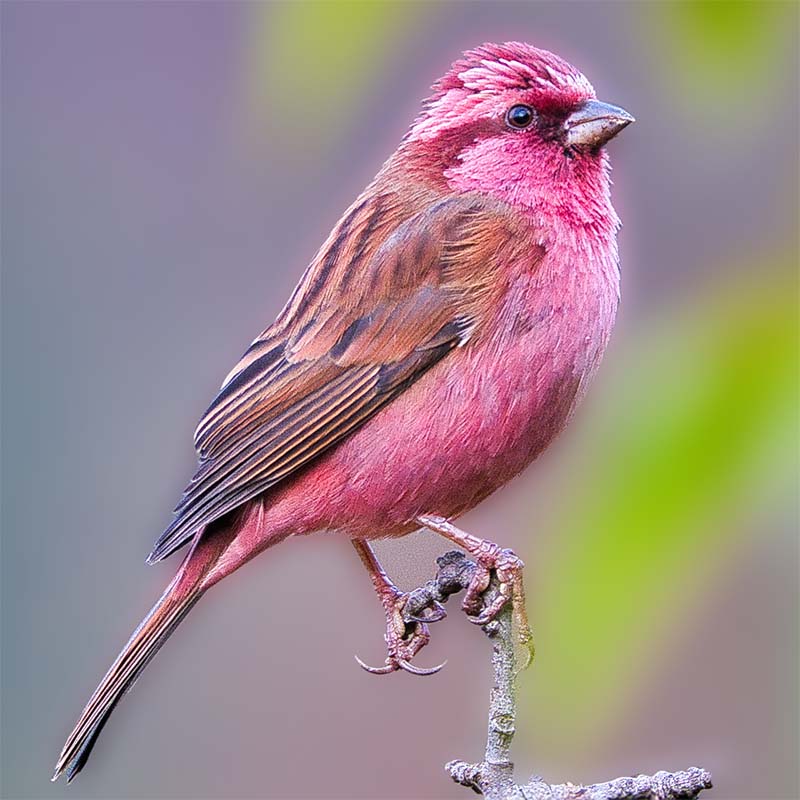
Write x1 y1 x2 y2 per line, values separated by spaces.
466 610 496 626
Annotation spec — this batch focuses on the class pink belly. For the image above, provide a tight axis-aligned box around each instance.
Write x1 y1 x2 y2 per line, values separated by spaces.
317 344 583 534
259 275 616 540
203 260 618 582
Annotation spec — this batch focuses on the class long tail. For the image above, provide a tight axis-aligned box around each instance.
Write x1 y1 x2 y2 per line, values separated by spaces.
52 525 231 783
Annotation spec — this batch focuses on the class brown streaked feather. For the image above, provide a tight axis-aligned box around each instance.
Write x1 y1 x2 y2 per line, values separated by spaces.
148 192 529 563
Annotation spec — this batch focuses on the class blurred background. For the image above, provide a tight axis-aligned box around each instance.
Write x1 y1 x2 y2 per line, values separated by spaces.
2 1 797 798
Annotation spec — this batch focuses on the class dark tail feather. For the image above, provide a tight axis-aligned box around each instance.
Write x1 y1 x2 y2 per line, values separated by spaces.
53 503 269 782
52 577 203 783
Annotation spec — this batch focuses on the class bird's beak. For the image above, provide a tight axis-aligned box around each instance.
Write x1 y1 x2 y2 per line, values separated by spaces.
564 99 634 149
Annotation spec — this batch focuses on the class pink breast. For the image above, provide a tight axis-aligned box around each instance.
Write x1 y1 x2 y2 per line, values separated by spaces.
272 251 618 538
206 239 619 583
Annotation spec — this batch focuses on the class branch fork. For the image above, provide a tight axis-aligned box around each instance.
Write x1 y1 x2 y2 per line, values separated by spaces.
391 551 713 800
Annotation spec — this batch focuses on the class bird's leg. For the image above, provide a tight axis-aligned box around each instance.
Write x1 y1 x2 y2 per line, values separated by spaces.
351 538 446 676
417 515 534 666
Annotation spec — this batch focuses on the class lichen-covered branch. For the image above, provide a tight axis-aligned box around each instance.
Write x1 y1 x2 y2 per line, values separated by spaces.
447 762 713 800
401 551 713 800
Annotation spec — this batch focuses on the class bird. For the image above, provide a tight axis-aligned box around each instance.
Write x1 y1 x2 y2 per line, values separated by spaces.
53 41 633 783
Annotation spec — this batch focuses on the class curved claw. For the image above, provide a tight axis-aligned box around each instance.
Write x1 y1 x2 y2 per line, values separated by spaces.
519 643 535 671
466 611 495 626
406 601 447 624
398 658 447 676
354 654 397 675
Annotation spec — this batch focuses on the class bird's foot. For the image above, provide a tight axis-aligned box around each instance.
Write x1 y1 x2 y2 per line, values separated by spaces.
415 516 534 665
355 587 447 676
463 544 535 668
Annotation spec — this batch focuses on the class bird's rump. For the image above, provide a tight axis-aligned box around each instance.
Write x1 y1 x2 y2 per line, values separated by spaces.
147 194 527 563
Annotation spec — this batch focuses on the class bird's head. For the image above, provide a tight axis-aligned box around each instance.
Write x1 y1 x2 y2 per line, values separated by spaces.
403 42 633 211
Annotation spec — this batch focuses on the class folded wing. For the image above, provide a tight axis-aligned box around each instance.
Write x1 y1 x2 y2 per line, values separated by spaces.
148 193 526 562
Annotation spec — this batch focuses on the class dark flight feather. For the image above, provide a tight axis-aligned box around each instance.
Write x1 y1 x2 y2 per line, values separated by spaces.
148 193 524 563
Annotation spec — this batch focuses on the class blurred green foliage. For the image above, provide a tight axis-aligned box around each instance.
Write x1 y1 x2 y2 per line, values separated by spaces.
650 1 794 119
525 261 798 745
251 1 420 143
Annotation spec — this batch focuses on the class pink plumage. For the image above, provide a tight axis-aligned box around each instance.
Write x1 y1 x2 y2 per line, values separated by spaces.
53 41 632 782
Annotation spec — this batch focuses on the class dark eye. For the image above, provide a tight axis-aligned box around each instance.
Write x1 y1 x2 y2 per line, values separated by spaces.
506 104 535 129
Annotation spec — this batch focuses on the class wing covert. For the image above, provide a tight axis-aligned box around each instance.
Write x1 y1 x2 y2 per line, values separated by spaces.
148 193 527 563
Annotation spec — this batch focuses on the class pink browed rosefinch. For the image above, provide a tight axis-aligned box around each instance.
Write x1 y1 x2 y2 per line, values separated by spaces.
53 41 633 782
